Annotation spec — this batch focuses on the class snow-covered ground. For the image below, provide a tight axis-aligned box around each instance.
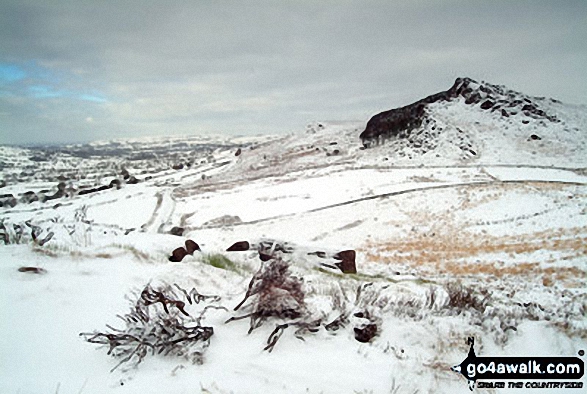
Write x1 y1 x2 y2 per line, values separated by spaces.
1 83 586 393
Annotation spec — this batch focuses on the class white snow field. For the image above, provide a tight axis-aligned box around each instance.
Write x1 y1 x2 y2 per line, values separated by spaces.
1 80 586 393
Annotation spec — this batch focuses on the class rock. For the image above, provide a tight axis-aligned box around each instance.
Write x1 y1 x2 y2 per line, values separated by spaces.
127 176 139 184
0 194 17 208
21 191 39 204
18 266 47 274
360 77 559 147
480 100 494 110
169 247 188 262
121 168 130 180
258 251 273 261
169 226 184 236
185 239 200 254
354 323 378 343
333 250 357 274
235 148 242 156
109 179 122 189
226 241 250 252
172 163 184 170
529 134 542 140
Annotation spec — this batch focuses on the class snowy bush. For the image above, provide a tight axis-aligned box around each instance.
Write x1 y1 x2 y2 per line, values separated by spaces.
0 219 54 246
81 283 222 371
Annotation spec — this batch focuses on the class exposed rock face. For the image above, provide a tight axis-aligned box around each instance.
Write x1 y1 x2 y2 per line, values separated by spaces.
359 77 559 147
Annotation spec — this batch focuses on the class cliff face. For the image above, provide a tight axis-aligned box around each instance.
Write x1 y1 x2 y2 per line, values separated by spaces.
359 77 559 147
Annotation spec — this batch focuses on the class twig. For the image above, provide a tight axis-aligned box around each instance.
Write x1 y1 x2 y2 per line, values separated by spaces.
264 323 289 352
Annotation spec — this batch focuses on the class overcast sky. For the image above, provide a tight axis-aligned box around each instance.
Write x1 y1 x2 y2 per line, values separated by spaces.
1 0 586 145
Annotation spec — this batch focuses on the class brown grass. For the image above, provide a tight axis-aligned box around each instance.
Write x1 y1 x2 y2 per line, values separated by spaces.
364 226 586 288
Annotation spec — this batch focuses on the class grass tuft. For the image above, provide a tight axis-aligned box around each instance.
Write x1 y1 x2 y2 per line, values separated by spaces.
202 253 241 273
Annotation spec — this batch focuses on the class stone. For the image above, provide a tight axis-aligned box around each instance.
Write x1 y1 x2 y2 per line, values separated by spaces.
258 251 273 261
185 239 200 254
109 179 122 189
21 191 38 204
169 226 184 236
18 266 47 274
169 247 188 262
354 323 378 343
226 241 250 252
480 100 494 110
333 250 357 274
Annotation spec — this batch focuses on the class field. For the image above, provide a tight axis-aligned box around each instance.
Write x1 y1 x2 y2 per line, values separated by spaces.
1 114 586 393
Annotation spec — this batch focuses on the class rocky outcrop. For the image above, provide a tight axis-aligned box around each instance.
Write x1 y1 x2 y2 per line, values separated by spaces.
359 77 560 147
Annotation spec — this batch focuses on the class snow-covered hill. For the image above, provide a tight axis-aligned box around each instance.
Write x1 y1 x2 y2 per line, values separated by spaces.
1 78 586 393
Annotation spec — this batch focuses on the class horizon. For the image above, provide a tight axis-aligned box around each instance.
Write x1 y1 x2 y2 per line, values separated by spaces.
1 0 586 146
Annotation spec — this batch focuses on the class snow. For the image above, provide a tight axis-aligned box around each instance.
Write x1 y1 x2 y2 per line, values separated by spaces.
1 87 586 393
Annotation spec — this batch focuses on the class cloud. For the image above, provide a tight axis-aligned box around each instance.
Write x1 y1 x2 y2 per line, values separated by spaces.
1 0 586 145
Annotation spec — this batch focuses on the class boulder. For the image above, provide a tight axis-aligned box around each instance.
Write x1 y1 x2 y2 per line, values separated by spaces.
354 323 378 343
333 250 357 274
169 247 188 262
169 226 184 236
109 179 122 189
185 239 200 254
226 241 250 251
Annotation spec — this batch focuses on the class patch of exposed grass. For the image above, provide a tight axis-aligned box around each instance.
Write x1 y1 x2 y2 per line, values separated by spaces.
365 226 586 288
202 253 241 274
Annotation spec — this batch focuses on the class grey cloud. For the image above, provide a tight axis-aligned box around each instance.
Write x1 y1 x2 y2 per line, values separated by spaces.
1 0 586 145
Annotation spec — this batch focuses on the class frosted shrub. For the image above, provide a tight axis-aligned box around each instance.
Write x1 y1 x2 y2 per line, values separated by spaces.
81 283 222 371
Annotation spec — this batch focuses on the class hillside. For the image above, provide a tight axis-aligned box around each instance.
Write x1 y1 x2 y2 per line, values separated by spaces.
1 78 586 393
